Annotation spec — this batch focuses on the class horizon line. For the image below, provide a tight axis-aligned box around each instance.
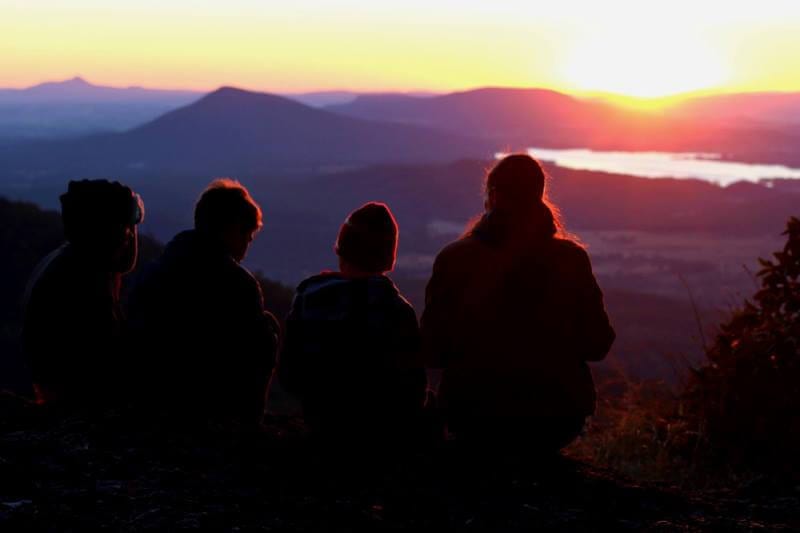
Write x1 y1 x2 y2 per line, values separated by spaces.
3 75 800 103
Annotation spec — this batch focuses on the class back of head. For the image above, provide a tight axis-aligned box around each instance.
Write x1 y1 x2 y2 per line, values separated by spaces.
335 202 398 274
472 153 563 244
194 178 262 234
487 154 546 210
60 179 144 271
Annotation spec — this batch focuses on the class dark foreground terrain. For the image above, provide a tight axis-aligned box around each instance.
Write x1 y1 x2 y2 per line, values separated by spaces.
1 395 796 531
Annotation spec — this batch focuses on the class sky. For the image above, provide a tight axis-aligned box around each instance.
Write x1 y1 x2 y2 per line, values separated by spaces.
2 0 800 98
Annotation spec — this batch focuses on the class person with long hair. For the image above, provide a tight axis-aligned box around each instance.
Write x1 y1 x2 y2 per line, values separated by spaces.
421 154 615 452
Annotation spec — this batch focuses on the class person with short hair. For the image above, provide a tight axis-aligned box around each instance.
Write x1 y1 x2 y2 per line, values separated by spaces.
421 154 615 452
128 179 277 426
23 179 144 406
276 202 426 443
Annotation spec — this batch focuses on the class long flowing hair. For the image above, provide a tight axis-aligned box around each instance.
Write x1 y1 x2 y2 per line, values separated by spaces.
465 154 577 247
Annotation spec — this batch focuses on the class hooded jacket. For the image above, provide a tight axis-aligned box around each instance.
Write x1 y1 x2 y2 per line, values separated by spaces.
277 272 425 433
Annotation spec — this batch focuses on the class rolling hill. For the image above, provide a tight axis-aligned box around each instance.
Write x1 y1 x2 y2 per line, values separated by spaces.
671 92 800 125
325 87 626 145
326 87 800 165
0 87 493 179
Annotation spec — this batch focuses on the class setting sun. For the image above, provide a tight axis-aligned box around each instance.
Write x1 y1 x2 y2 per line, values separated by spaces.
562 27 730 98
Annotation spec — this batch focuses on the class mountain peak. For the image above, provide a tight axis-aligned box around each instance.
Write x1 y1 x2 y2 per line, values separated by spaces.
209 86 254 97
197 86 266 104
27 76 95 91
193 86 308 110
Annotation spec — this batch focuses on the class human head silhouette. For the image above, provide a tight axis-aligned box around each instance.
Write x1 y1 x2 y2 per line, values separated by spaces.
482 153 560 241
60 179 144 274
335 202 398 275
194 179 262 263
485 154 546 211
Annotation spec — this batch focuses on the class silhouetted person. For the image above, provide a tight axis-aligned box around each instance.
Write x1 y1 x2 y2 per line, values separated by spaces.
421 154 615 452
276 202 426 443
128 179 277 426
23 179 144 407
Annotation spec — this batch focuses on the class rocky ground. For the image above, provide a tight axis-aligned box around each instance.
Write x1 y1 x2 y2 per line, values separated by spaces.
0 394 797 531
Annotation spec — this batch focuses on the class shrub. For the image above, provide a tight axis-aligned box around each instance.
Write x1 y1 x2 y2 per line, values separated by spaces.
566 378 699 486
685 216 800 472
572 217 800 487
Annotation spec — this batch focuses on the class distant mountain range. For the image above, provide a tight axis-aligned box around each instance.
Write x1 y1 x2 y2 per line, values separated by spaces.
0 86 492 179
672 92 800 125
326 88 800 165
0 77 203 141
325 88 625 143
327 88 800 129
0 77 437 107
3 77 800 167
0 78 438 141
0 77 201 104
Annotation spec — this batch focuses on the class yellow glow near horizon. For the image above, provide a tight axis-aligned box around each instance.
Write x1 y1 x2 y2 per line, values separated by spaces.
1 1 800 98
562 28 730 99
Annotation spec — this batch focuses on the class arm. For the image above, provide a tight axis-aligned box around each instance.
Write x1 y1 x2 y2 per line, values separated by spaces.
391 300 427 409
574 249 616 362
420 254 452 370
230 272 279 423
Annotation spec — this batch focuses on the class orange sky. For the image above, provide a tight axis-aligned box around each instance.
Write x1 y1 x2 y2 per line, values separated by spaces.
2 1 800 98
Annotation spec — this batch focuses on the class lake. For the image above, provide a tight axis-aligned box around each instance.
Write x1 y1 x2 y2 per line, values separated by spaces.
524 147 800 186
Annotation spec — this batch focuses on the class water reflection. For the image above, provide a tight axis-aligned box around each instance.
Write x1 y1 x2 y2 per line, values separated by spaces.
519 147 800 186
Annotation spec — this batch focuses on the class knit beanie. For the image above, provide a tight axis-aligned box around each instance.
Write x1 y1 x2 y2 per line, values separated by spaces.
335 202 398 273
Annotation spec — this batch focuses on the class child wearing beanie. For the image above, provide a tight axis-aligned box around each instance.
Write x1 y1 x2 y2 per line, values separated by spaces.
275 202 426 445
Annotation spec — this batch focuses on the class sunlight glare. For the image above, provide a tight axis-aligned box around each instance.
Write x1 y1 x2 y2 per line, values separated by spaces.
562 27 729 98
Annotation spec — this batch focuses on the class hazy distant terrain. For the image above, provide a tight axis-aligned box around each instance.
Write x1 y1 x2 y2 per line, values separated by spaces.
283 90 438 108
4 78 800 164
327 88 800 166
0 87 492 180
0 78 439 141
0 77 202 141
672 92 800 125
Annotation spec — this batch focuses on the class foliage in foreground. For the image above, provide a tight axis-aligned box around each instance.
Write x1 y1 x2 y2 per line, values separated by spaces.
571 217 800 487
685 216 800 471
